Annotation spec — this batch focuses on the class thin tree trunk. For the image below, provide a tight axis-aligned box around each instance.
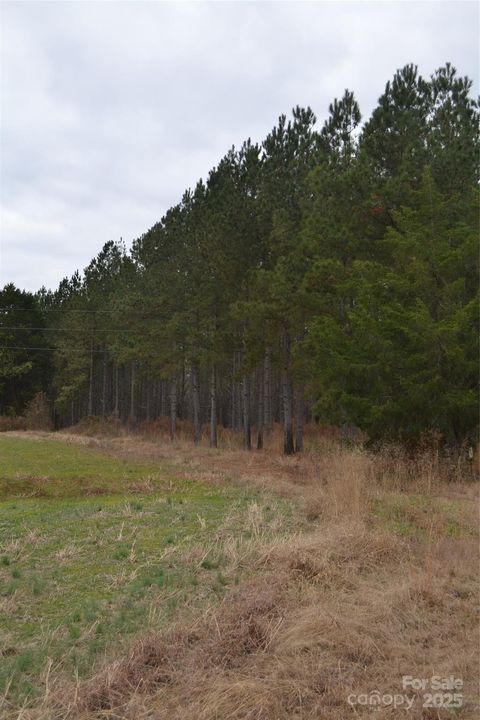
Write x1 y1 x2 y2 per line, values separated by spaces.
282 330 295 455
129 361 136 423
101 350 107 419
295 388 305 453
153 380 157 419
145 367 151 422
161 380 166 417
264 347 272 428
242 375 251 450
179 364 186 420
210 364 217 448
114 363 119 418
257 363 264 450
230 353 236 429
170 377 177 440
88 336 94 416
191 363 201 445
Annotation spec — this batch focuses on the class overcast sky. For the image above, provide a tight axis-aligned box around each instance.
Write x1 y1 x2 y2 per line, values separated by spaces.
1 1 478 292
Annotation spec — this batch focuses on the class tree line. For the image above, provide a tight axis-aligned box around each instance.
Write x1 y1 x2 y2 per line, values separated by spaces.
1 63 478 452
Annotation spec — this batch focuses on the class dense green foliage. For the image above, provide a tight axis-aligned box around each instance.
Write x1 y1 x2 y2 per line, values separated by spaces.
1 64 478 448
0 285 52 415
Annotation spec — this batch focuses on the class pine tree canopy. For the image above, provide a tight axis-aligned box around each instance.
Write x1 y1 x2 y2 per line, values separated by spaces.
2 63 478 450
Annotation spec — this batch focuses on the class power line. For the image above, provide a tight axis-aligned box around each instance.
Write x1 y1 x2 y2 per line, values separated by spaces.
0 346 169 358
0 345 109 353
1 308 123 314
1 308 167 315
0 327 144 333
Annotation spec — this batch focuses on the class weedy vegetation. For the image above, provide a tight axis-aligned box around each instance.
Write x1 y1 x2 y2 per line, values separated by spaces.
0 430 478 719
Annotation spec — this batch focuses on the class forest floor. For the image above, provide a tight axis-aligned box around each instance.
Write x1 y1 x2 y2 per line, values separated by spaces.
0 429 478 719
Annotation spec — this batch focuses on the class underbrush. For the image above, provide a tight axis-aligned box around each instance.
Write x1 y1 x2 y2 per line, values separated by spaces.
65 417 349 451
0 416 27 432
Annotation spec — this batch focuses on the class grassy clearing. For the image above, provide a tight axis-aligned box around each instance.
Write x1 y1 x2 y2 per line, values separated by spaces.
0 435 179 498
59 438 476 720
0 431 478 719
0 435 290 714
55 518 479 720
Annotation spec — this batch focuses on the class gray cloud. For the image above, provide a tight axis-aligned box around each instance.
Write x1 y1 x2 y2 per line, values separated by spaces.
1 1 478 291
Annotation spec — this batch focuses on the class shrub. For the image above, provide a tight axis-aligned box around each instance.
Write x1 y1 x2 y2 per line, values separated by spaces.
0 415 27 432
24 392 53 431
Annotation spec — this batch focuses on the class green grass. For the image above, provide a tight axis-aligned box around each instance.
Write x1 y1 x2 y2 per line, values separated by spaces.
370 492 477 538
0 435 177 498
0 436 279 707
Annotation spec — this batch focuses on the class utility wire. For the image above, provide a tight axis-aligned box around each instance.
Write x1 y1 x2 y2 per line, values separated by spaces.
1 346 111 353
0 346 168 358
1 308 167 315
0 327 145 333
1 308 123 314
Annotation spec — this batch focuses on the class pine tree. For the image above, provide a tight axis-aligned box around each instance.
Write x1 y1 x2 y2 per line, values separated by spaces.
0 284 51 415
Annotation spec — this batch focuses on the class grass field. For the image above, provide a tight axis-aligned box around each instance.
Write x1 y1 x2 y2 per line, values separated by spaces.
0 431 478 719
0 436 288 714
0 435 179 498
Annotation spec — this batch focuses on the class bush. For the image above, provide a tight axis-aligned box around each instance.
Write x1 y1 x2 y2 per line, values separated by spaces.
0 416 27 432
24 392 53 431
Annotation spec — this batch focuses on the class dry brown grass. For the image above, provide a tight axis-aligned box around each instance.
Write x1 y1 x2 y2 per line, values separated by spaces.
31 519 478 720
5 427 479 720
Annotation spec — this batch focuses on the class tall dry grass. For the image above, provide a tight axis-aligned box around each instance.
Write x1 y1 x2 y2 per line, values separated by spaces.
5 427 478 720
26 521 478 719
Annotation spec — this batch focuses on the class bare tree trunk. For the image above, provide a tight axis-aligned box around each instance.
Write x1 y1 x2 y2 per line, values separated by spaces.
242 375 251 450
230 354 236 429
264 347 272 428
191 363 201 444
295 388 305 453
161 380 166 417
234 351 244 432
170 377 177 440
179 364 186 419
257 363 264 450
236 377 242 431
151 379 156 419
101 350 107 419
114 362 119 418
129 361 136 423
145 367 151 422
88 337 94 416
282 331 295 455
210 364 217 448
